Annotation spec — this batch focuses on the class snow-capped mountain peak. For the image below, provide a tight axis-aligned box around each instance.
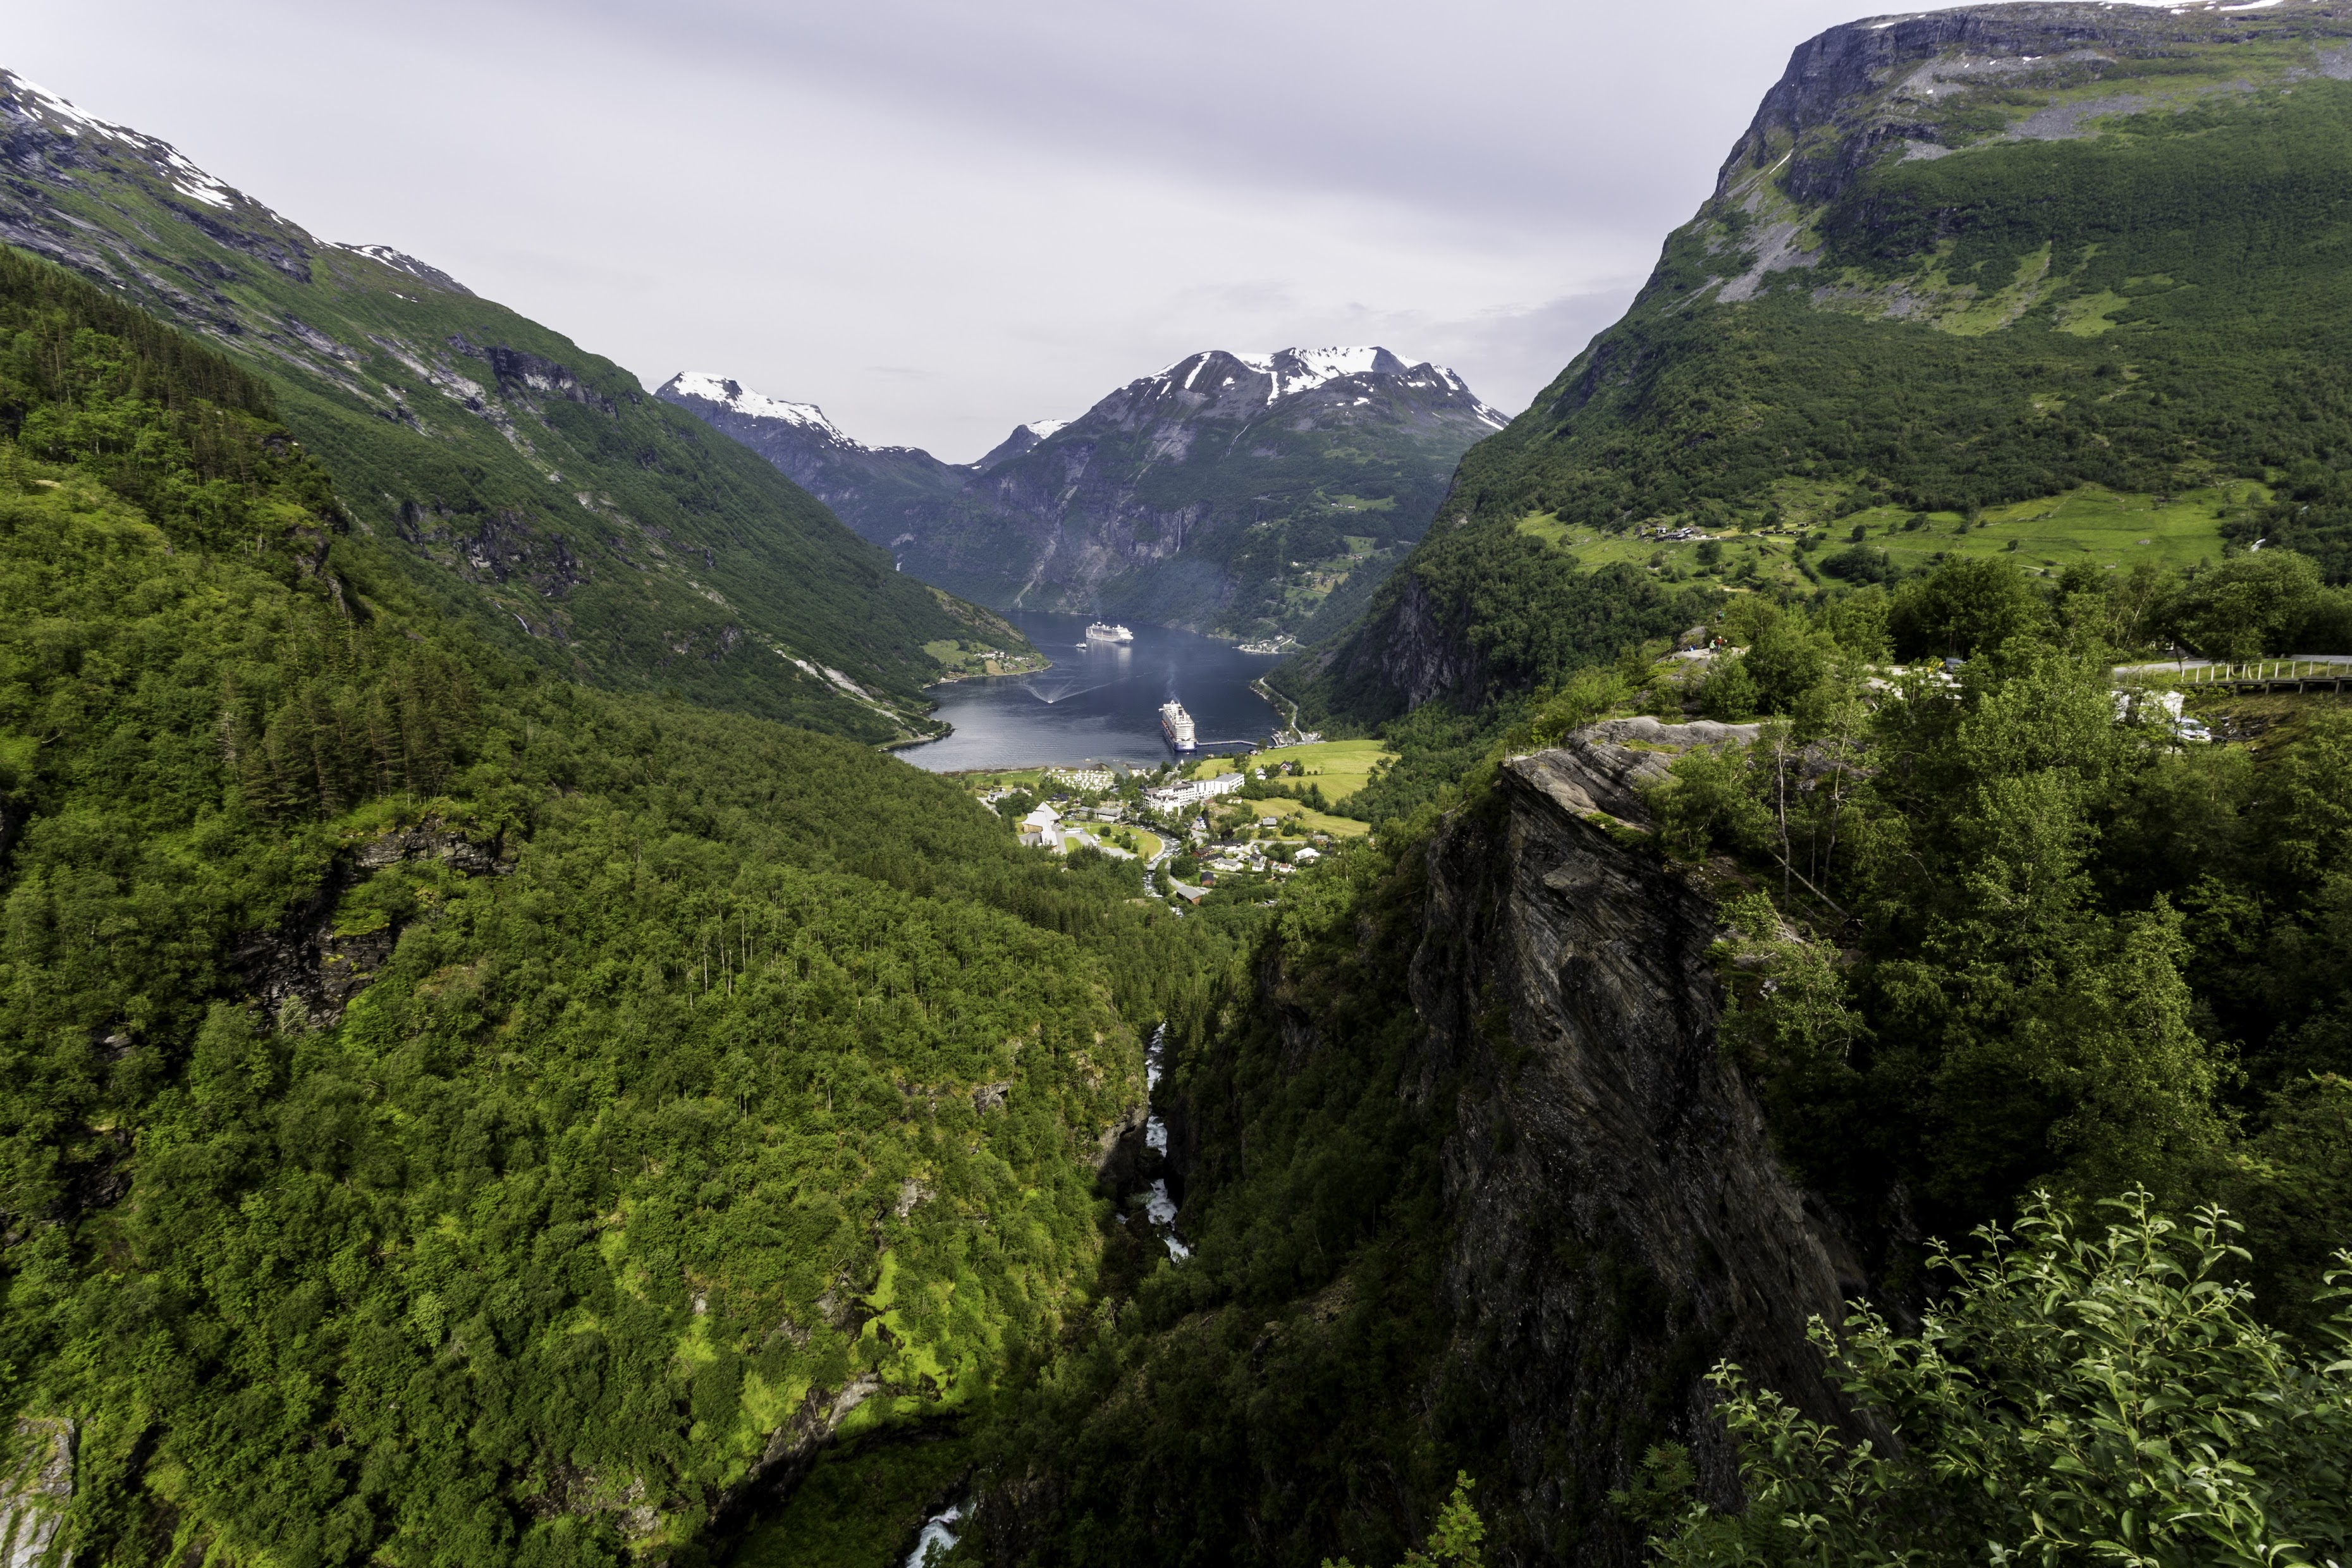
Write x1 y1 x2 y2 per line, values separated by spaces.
663 340 1507 639
1155 345 1486 408
660 372 859 448
969 419 1074 470
1263 345 1386 392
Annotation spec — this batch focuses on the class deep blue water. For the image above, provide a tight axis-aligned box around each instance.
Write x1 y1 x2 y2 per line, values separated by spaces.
897 611 1282 772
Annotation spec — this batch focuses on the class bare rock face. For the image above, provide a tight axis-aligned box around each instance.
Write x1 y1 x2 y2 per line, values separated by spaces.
1512 718 1762 821
1719 3 2318 210
1357 568 1489 714
1406 727 1859 1557
0 1418 74 1568
234 817 511 1033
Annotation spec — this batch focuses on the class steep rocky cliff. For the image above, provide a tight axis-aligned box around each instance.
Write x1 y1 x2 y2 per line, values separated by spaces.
1411 728 1860 1556
1290 0 2352 725
661 348 1505 640
984 721 1858 1565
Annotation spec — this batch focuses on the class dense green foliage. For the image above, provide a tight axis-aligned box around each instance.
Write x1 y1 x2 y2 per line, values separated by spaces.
0 248 1237 1565
1 111 1014 741
974 826 1484 1568
1277 526 1705 728
1646 560 2352 1309
1629 1194 2352 1567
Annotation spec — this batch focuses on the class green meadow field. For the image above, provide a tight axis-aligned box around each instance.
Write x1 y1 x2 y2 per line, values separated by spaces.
1196 738 1393 800
1196 739 1393 837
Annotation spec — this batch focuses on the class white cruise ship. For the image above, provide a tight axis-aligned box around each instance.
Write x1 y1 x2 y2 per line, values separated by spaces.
1160 700 1197 752
1085 621 1134 644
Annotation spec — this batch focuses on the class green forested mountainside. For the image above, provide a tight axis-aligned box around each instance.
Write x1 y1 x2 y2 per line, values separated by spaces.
1280 526 1710 725
0 71 1024 743
0 249 1244 1565
976 831 1466 1568
1293 4 2352 727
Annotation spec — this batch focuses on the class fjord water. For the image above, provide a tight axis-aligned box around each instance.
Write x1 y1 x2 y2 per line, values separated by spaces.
899 610 1280 771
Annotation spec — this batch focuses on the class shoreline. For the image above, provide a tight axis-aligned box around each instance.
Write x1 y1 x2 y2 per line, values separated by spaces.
898 613 1284 773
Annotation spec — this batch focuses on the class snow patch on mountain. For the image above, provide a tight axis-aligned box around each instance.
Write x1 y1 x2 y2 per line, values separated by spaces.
662 372 859 447
969 420 1071 470
5 73 243 211
1273 345 1385 391
329 244 473 295
8 76 115 135
1153 345 1490 409
156 147 233 208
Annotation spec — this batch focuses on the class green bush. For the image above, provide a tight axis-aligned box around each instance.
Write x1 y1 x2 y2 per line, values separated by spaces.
1626 1192 2352 1567
1324 1474 1486 1568
1697 658 1760 721
1518 668 1632 750
2162 552 2349 659
1889 556 2045 659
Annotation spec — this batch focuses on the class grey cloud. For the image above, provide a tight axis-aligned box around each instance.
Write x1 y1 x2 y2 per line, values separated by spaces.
1407 287 1656 410
526 0 1847 231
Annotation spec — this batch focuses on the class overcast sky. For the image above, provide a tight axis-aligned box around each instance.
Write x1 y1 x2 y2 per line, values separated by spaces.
3 1 2171 460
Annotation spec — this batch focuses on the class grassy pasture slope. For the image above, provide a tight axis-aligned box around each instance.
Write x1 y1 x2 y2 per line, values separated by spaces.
1518 482 2244 591
1298 8 2352 723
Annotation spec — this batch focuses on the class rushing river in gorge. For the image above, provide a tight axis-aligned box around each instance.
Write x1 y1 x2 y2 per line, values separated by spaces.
896 610 1282 772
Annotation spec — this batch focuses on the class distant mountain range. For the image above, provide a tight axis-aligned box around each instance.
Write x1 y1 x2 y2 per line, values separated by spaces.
0 70 1026 742
659 346 1506 639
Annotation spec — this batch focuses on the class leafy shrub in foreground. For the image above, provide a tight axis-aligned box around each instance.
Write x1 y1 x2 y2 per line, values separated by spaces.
1626 1192 2352 1567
